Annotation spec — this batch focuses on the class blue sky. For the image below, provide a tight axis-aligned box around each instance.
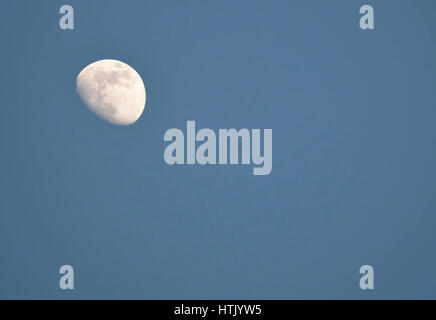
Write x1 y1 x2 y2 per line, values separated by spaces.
1 0 436 299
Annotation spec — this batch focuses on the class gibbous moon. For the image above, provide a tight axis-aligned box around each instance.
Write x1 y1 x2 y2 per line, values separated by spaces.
76 59 146 125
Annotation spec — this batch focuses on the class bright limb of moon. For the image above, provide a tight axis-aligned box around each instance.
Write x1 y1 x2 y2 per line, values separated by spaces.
76 59 146 125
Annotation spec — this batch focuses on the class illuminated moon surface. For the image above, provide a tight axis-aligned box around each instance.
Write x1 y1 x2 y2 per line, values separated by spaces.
76 59 146 125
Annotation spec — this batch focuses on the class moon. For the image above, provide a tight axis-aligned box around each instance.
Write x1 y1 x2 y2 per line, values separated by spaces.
76 59 146 125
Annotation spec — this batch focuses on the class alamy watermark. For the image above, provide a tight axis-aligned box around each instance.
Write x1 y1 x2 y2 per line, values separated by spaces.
163 121 273 176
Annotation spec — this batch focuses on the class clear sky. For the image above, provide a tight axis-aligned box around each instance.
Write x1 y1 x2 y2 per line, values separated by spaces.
1 0 436 299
